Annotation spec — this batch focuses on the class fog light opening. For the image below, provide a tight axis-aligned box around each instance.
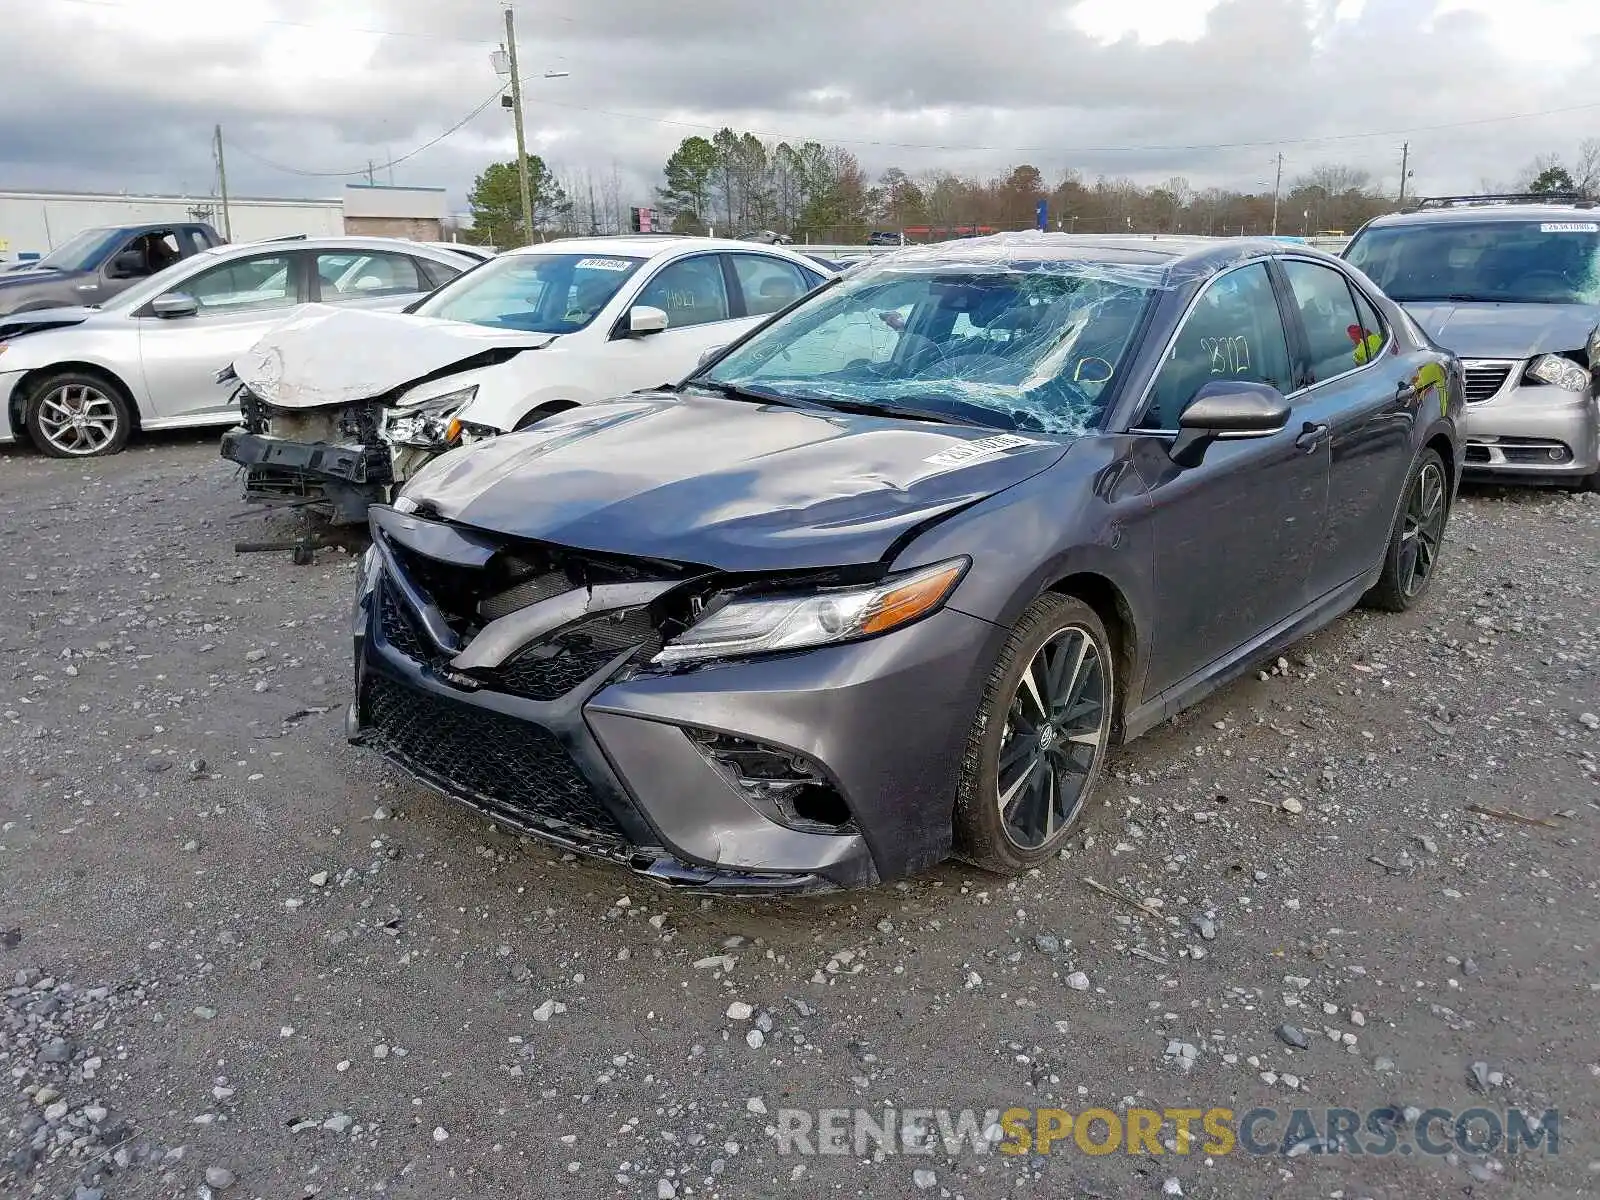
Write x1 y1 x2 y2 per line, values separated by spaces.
689 731 855 833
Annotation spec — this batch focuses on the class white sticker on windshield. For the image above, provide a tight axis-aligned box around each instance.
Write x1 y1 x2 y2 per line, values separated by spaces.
576 257 633 271
1540 222 1598 233
923 433 1039 468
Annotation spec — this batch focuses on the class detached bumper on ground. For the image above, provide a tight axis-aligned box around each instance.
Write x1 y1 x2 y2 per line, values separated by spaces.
345 514 1000 893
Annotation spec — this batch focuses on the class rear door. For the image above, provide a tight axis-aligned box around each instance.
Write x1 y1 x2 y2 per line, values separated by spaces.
135 249 308 421
1274 257 1416 596
1128 260 1330 697
309 248 436 313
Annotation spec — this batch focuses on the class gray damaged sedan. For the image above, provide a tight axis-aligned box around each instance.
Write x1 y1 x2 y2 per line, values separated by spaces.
348 234 1465 893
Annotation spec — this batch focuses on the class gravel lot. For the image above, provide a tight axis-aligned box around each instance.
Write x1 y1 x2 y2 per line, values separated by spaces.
2 434 1597 1200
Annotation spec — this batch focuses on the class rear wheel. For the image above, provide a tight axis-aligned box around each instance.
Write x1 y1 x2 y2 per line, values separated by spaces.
954 594 1116 874
24 371 133 458
1362 447 1449 612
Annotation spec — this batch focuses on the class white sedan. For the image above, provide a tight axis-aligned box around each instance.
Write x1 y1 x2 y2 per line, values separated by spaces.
0 237 480 457
221 235 834 522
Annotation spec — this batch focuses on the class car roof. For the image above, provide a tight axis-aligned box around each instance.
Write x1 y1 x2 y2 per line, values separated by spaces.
500 235 816 261
1363 201 1600 228
191 236 477 265
853 232 1334 287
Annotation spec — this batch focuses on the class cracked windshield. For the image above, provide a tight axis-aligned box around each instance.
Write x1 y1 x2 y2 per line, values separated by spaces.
698 266 1156 433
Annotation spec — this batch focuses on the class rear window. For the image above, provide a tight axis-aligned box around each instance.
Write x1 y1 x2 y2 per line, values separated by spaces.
1345 219 1600 305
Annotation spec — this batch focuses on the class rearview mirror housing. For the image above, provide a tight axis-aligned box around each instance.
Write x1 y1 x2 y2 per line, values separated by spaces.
151 293 200 319
628 305 668 336
1169 380 1289 468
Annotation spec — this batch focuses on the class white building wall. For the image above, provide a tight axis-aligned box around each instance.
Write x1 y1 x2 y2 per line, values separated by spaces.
0 191 344 262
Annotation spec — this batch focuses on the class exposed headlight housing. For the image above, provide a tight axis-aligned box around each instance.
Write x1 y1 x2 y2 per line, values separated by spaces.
652 558 969 667
386 385 479 448
1524 354 1591 393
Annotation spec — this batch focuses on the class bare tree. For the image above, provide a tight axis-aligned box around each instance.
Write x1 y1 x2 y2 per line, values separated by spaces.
1575 138 1600 198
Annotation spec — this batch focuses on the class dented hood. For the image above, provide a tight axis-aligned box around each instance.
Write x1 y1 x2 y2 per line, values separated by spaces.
400 392 1074 571
1402 300 1600 360
232 304 553 409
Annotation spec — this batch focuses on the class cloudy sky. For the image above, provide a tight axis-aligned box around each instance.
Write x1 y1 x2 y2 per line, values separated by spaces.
4 0 1599 214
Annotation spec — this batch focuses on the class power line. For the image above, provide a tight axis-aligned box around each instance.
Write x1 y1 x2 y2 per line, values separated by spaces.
224 86 506 179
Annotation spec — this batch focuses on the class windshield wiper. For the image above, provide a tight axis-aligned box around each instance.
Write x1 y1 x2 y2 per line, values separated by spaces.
1391 293 1504 304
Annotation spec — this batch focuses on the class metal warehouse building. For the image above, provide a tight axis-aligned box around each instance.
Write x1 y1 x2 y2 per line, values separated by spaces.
0 184 450 263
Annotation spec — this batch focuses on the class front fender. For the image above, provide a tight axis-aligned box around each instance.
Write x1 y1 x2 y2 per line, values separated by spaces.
455 364 601 431
0 327 144 401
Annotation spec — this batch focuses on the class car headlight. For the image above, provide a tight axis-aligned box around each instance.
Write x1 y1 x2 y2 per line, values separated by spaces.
386 385 480 448
1524 354 1591 392
398 383 478 410
652 558 968 667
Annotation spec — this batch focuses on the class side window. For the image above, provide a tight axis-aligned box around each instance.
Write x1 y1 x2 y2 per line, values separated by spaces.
1349 283 1386 363
180 229 211 257
731 255 809 316
314 251 425 302
635 255 731 329
415 257 463 290
179 254 296 313
120 230 182 276
1282 260 1364 384
1142 263 1293 429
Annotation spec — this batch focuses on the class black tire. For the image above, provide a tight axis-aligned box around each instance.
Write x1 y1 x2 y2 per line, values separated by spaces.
1362 447 1450 613
953 593 1117 874
23 370 133 459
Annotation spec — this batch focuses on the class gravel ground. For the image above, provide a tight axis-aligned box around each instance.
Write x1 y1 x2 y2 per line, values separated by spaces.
1 434 1597 1200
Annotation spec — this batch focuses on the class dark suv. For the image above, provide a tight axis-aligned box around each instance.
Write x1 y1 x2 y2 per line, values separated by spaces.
1344 194 1600 489
348 234 1462 893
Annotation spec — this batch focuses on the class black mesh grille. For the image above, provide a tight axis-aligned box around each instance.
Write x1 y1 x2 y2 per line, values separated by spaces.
1464 363 1513 403
494 608 661 702
379 588 432 662
363 674 627 848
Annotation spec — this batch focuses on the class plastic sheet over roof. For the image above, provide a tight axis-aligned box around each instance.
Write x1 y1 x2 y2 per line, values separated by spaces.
847 231 1277 291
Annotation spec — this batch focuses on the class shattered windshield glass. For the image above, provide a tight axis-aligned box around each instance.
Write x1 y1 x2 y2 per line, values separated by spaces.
695 255 1159 434
414 252 645 334
1346 220 1600 305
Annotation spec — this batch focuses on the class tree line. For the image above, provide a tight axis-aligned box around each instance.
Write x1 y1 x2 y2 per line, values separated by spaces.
460 133 1600 247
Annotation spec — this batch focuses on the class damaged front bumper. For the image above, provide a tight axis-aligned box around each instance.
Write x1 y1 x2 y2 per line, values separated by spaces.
345 508 998 893
221 386 487 524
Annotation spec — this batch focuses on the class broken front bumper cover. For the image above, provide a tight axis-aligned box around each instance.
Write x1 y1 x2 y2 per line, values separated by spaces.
221 428 393 524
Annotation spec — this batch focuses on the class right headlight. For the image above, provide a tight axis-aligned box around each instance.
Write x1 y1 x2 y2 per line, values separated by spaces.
652 558 969 667
1524 354 1592 392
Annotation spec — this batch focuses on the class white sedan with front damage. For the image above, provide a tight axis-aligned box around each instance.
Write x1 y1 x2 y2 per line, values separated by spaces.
218 235 833 522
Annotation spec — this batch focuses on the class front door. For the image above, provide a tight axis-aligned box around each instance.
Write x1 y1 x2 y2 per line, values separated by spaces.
1127 261 1330 697
611 252 753 391
136 249 306 421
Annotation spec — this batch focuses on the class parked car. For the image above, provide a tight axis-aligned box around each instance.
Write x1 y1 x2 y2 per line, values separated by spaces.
0 237 477 457
347 233 1463 892
424 242 496 262
739 229 794 245
867 230 906 246
220 235 834 522
0 221 226 316
1343 194 1600 489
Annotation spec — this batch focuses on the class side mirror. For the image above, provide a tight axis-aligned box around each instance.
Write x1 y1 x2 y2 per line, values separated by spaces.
151 293 200 319
108 250 148 279
1169 380 1289 468
696 345 726 369
628 305 668 336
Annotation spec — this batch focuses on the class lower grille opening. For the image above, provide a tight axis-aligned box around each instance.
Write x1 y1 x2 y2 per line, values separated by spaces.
690 731 854 833
1465 438 1572 465
494 607 662 701
362 674 629 850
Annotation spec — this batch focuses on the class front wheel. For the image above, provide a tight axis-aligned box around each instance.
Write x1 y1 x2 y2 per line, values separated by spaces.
1362 447 1450 612
24 371 133 458
954 593 1117 874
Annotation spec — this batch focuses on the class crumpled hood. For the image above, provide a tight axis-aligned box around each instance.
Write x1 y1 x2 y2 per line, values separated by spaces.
1403 301 1600 361
400 391 1074 571
0 305 99 341
232 304 554 409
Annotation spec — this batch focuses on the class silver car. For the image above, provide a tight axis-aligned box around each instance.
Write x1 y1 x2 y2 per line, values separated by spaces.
1344 196 1600 489
0 236 479 457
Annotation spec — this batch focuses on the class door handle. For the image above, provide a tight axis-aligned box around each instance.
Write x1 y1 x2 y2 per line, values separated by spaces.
1295 421 1329 452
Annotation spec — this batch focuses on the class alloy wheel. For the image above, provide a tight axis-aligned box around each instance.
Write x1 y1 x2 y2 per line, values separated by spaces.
36 383 120 456
1399 462 1446 598
996 625 1109 849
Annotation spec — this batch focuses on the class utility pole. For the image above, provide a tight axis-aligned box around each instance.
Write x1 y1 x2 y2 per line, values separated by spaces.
1397 142 1410 206
1270 152 1283 236
503 5 534 245
213 125 233 241
367 160 376 186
